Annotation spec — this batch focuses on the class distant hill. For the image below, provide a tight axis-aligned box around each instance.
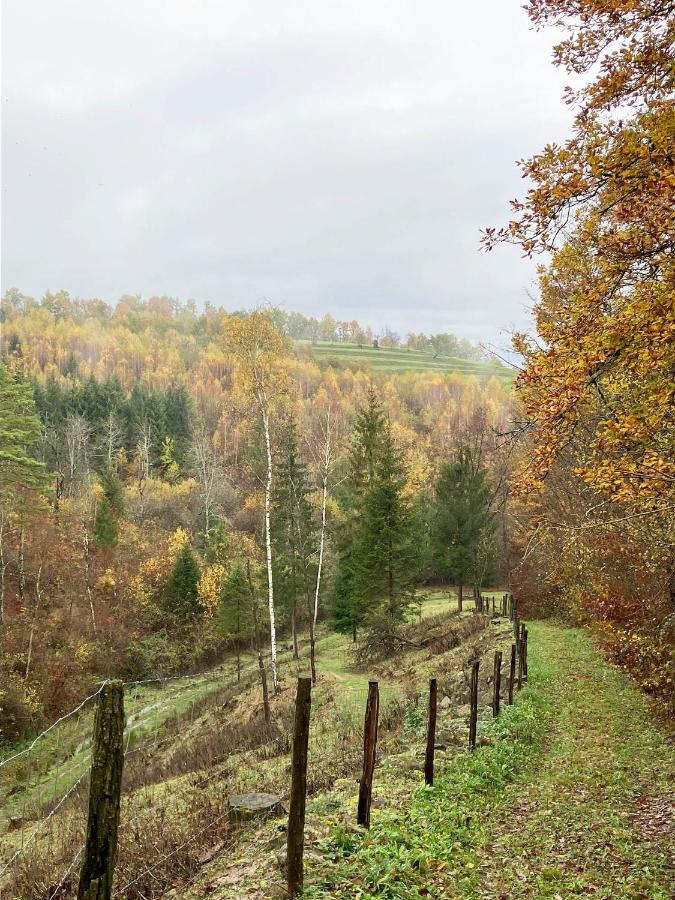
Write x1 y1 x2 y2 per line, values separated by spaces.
298 340 515 384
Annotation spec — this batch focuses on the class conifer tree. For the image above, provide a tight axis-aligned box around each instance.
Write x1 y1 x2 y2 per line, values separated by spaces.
431 448 496 610
0 365 50 503
272 420 316 659
216 562 251 681
99 465 125 516
94 496 118 548
163 544 201 618
354 426 420 627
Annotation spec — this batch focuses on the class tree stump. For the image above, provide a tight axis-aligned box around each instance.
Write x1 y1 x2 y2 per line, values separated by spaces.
228 792 282 825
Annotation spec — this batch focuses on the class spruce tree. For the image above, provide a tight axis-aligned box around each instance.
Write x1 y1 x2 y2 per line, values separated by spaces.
0 365 50 505
163 544 201 618
216 562 251 681
272 420 316 658
431 448 496 608
354 426 420 627
94 496 118 548
99 466 125 516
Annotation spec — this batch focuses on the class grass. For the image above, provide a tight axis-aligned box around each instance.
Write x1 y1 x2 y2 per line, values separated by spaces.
300 623 674 899
298 341 514 384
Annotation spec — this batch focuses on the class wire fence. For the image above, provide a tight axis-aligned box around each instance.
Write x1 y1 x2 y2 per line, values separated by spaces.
0 595 519 900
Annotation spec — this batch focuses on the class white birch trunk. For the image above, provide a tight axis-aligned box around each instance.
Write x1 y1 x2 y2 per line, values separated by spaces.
314 474 328 630
261 407 278 692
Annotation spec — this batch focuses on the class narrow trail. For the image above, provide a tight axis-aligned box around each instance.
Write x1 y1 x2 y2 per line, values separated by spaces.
472 624 674 899
295 622 673 899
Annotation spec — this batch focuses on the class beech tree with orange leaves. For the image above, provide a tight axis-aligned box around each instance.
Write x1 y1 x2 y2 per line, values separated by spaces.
485 0 674 511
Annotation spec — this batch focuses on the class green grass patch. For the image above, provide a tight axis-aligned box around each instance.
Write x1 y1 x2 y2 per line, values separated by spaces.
302 623 674 898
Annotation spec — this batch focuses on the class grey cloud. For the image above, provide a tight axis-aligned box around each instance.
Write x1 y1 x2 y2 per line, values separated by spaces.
1 0 572 346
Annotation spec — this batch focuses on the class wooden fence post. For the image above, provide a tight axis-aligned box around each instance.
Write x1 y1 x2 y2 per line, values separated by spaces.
492 650 502 718
77 680 124 900
287 677 312 898
468 660 479 751
508 643 516 705
517 635 524 690
424 678 437 786
357 681 379 827
523 626 529 681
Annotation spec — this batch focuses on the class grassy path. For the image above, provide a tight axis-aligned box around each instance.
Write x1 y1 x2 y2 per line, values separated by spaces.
304 623 674 899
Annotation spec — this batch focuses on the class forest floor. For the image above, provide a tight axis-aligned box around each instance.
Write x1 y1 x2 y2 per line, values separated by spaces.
189 622 674 899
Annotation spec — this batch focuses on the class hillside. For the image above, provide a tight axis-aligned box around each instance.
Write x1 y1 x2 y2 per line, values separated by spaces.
299 341 515 384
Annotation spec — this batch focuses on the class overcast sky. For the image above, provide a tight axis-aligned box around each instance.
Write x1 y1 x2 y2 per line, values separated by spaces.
1 1 572 347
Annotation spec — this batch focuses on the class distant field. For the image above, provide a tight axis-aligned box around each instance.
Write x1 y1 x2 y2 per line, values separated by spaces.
298 340 514 384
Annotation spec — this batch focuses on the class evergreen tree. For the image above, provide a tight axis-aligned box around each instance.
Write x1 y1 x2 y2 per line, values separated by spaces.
0 366 50 505
348 385 387 496
354 427 420 626
216 562 251 680
331 387 408 640
163 544 201 618
164 384 192 466
99 465 125 516
431 448 496 608
272 420 316 658
94 496 118 548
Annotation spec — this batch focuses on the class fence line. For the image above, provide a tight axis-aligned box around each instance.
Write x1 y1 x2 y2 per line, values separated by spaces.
1 594 522 899
0 772 87 879
0 686 103 771
47 845 83 900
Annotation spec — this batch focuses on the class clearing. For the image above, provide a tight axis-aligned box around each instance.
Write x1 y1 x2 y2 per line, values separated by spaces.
297 341 514 384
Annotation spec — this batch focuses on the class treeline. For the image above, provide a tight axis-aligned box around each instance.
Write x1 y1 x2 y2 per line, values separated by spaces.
0 304 511 743
1 290 488 374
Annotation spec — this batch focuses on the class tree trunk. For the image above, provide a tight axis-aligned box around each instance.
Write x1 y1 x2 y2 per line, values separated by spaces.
83 526 97 636
248 560 271 726
261 409 279 693
25 566 43 680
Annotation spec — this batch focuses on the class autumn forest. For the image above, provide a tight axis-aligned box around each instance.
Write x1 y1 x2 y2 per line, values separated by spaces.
1 1 673 898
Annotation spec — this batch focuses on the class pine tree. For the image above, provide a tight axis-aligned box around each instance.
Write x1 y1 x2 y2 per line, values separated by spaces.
94 496 118 548
163 544 201 618
431 448 496 609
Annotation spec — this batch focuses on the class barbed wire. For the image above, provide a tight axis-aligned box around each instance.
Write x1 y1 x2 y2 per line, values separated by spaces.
0 772 87 879
47 844 84 900
0 686 103 771
111 810 230 898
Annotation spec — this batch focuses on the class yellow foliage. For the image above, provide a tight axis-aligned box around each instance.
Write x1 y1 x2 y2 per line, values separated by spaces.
197 564 226 617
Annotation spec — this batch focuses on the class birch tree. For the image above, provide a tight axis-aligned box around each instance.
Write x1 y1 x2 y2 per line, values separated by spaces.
227 310 287 692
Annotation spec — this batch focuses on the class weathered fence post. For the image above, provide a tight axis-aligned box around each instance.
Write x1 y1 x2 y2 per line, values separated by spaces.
468 660 479 751
424 678 437 786
287 677 312 898
508 643 516 705
492 650 502 718
357 681 379 827
517 634 524 690
77 680 124 900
